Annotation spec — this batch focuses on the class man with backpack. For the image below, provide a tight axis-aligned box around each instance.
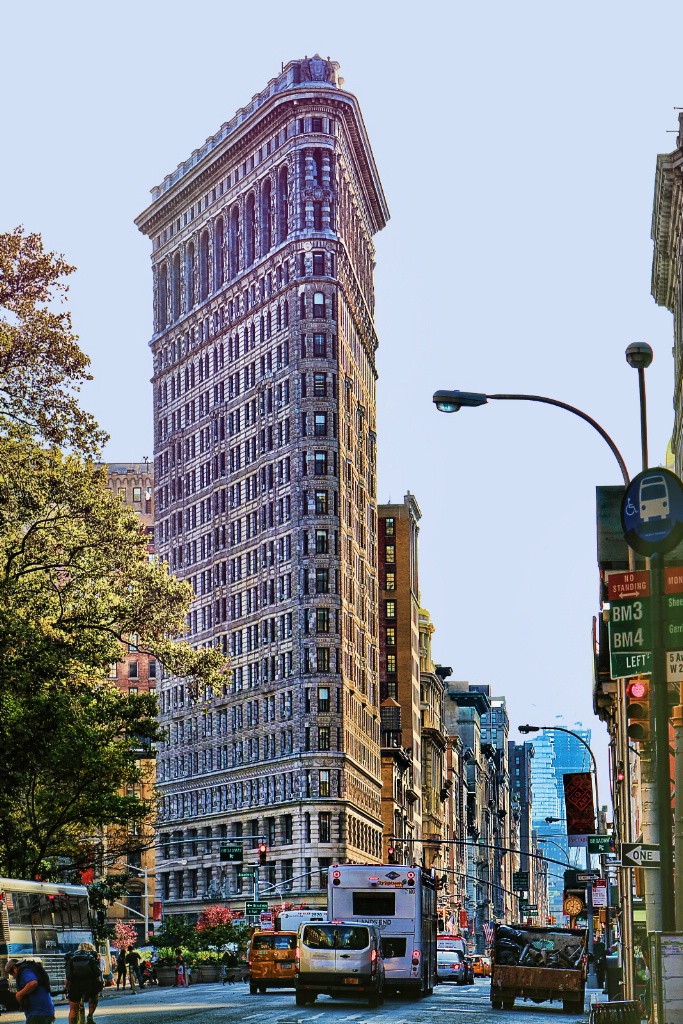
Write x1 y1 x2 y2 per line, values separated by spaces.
3 957 55 1024
65 941 103 1024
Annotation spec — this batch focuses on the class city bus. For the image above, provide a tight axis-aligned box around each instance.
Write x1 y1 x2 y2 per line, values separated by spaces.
327 864 437 995
0 877 94 991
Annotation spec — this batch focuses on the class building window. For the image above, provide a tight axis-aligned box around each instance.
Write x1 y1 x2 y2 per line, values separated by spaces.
315 529 328 553
387 654 397 673
319 814 331 844
386 572 396 590
316 607 329 633
313 373 326 396
318 686 330 712
385 517 395 536
282 814 293 845
313 252 325 275
128 661 139 680
315 568 329 593
318 726 330 750
133 487 142 503
313 293 325 318
128 686 138 695
385 601 396 619
315 490 328 514
385 545 395 563
317 648 329 672
314 452 327 475
319 769 330 797
148 660 157 679
313 333 326 357
386 627 396 647
314 413 327 436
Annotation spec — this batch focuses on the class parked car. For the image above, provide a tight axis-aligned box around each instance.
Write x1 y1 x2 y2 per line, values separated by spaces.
462 956 475 984
437 950 466 984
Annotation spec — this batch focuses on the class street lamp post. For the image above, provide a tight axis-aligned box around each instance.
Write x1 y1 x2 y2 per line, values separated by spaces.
433 375 641 997
537 838 571 866
518 724 600 989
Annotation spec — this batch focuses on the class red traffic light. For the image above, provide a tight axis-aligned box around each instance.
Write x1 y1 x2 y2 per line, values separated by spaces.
258 842 267 865
258 843 267 854
626 679 648 700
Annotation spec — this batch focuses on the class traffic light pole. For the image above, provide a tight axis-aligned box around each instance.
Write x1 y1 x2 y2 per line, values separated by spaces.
617 679 635 1001
650 553 676 931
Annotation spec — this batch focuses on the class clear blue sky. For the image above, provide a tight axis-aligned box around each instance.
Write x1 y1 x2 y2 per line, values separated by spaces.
5 0 683 802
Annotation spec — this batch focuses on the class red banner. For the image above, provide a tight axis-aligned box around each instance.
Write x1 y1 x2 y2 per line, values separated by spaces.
563 771 595 835
459 909 469 930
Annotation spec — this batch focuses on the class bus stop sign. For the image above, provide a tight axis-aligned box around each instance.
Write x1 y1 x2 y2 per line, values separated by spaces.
621 468 683 556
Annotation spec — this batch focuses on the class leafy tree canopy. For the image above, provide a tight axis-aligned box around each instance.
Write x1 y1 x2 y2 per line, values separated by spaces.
0 229 228 878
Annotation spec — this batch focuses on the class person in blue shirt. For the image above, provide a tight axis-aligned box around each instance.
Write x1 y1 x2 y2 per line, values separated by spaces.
3 958 55 1023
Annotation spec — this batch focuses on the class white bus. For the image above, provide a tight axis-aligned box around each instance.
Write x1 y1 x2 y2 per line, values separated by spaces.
327 864 437 995
0 877 93 992
275 908 327 931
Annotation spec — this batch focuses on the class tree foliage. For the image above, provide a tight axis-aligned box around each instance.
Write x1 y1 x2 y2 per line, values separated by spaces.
0 227 106 455
0 229 229 878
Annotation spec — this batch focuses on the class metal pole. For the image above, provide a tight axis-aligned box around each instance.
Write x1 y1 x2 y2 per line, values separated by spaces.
637 368 648 472
617 679 635 1001
144 867 149 942
586 842 598 989
674 701 683 929
650 552 676 931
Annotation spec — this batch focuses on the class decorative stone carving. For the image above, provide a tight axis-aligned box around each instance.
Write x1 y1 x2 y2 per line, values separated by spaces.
300 54 339 85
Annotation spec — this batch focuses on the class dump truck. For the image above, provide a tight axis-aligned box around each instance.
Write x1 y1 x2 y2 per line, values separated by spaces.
490 922 588 1013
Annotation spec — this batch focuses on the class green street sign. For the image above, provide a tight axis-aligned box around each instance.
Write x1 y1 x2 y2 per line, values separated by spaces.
588 835 613 855
246 901 268 915
665 593 683 650
513 871 529 891
238 871 254 878
220 844 243 863
609 596 652 679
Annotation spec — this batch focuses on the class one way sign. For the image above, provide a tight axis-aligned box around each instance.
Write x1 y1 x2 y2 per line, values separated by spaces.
621 843 661 867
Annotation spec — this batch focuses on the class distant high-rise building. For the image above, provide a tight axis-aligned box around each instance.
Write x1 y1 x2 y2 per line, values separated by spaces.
135 57 389 915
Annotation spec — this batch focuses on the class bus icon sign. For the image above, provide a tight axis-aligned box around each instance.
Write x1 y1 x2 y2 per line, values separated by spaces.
622 468 683 556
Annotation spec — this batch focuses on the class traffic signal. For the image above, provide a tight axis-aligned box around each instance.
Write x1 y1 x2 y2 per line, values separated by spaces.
258 843 267 866
626 678 651 742
387 846 395 863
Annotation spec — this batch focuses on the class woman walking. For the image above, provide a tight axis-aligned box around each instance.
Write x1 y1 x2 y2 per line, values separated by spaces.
116 948 127 991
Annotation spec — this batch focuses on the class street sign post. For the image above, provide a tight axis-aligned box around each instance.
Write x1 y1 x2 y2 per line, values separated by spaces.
587 835 612 854
513 871 529 891
607 567 683 679
220 844 243 863
608 595 652 679
621 843 661 867
246 901 268 915
576 871 600 883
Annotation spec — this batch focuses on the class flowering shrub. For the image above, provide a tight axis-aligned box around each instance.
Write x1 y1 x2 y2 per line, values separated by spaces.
114 920 138 951
196 905 235 930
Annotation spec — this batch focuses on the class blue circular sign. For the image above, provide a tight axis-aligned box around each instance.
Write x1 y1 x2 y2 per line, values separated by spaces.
621 467 683 555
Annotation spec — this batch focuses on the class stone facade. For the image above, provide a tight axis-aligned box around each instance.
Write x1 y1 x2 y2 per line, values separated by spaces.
135 57 389 915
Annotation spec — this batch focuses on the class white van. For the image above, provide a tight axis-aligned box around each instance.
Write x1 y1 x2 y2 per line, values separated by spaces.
295 921 385 1007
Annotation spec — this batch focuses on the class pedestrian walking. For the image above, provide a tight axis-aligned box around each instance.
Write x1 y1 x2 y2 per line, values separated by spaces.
65 941 104 1024
175 948 186 987
125 946 141 995
115 948 127 990
3 957 55 1024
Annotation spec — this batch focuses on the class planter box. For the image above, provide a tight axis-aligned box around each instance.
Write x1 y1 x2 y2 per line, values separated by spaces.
196 964 220 983
156 966 177 987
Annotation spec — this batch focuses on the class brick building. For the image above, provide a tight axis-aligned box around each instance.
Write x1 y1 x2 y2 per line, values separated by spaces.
135 56 389 915
102 463 158 940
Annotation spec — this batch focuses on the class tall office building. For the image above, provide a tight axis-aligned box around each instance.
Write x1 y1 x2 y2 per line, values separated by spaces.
135 56 389 915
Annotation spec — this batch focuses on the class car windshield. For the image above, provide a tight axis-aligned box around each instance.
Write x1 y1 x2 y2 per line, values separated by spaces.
302 925 370 950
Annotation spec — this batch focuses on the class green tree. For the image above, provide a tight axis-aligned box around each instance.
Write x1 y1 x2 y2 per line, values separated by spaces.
0 230 228 877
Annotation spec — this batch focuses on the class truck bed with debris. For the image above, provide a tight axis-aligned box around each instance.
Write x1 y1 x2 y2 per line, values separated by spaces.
490 922 587 1013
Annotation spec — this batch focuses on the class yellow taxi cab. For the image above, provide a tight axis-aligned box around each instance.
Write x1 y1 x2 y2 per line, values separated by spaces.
471 954 491 977
248 931 298 993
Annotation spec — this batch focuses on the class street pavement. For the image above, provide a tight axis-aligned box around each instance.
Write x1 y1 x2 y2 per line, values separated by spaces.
0 976 590 1023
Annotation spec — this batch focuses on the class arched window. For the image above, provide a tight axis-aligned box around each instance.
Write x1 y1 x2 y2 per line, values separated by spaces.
214 217 225 289
199 230 210 302
277 166 288 243
158 265 168 331
171 251 181 321
228 205 240 279
185 241 195 309
260 178 272 256
245 193 255 267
